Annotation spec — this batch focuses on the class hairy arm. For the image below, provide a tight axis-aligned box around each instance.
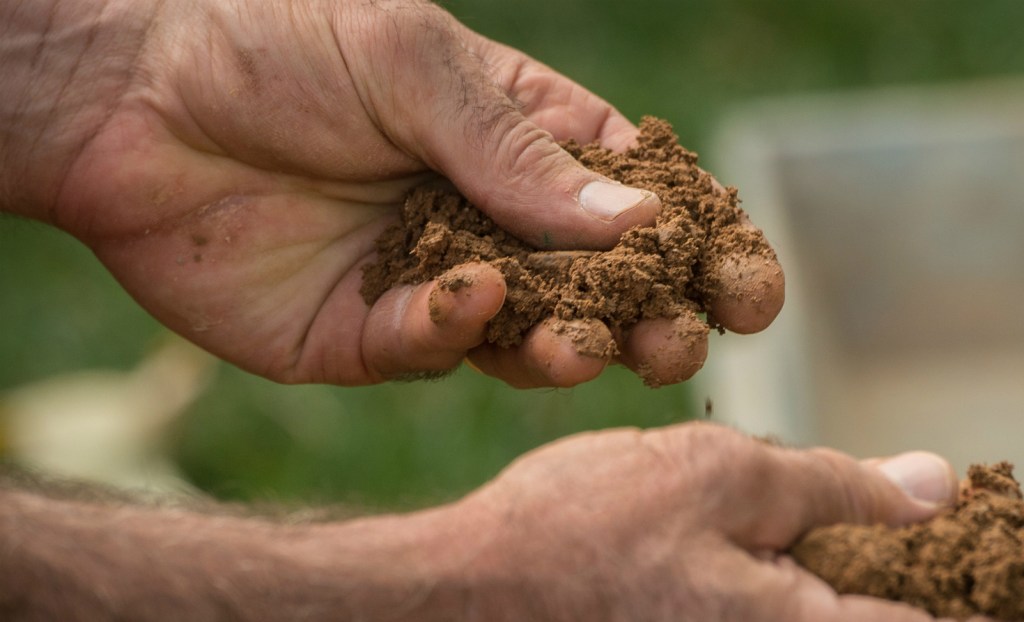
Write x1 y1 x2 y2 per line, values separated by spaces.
0 424 957 622
0 484 506 621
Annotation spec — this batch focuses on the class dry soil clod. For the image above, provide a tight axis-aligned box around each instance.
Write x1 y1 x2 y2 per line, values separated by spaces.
360 117 782 367
792 462 1024 621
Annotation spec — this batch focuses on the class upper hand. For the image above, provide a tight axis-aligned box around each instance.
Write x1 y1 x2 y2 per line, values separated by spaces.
14 0 783 386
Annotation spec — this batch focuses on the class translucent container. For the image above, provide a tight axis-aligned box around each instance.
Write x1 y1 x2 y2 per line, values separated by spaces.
700 78 1024 472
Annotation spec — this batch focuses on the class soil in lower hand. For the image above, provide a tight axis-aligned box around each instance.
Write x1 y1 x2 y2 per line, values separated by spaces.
360 117 777 381
792 462 1024 620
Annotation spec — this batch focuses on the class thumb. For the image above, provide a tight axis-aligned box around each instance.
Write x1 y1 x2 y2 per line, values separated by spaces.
733 445 958 550
389 13 661 249
427 112 662 250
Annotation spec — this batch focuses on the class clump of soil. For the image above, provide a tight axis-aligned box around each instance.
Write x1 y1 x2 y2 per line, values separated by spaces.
792 462 1024 620
360 117 775 368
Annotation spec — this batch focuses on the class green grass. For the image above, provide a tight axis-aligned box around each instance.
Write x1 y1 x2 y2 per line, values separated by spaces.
4 0 1023 508
0 216 693 508
172 364 691 509
0 217 163 383
444 0 1024 156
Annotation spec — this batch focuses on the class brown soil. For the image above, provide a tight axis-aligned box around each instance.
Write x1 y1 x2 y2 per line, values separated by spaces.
360 117 775 377
792 462 1024 620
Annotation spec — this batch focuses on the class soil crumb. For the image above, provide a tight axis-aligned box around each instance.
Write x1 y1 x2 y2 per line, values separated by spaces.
792 462 1024 620
360 117 776 370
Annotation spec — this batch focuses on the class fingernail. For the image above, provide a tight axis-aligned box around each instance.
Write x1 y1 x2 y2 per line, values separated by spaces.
578 180 657 222
876 451 955 505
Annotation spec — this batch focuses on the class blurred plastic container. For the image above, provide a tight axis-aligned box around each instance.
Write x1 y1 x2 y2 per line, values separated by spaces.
700 78 1024 473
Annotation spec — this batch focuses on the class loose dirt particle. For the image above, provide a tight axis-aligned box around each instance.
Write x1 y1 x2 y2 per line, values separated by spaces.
361 117 777 358
792 462 1024 620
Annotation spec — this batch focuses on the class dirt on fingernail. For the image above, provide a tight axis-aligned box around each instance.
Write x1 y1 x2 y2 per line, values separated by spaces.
792 461 1024 621
436 271 475 293
360 117 777 356
427 271 477 324
548 318 616 361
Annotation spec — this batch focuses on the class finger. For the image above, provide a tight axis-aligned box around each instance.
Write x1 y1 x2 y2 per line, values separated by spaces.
702 220 785 334
859 452 961 505
430 105 661 250
730 444 958 550
375 7 661 250
831 594 946 621
704 249 786 334
361 262 506 381
467 318 612 388
662 424 955 550
697 170 784 333
616 311 709 387
709 550 944 622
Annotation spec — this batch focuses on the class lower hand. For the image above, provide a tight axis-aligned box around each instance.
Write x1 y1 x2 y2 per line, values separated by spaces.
459 422 957 620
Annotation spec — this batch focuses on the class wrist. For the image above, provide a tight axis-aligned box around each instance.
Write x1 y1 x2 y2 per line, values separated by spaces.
0 486 514 621
297 496 515 621
454 478 662 622
0 0 159 222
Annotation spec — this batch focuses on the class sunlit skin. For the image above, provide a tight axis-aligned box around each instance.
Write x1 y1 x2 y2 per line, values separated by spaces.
0 1 968 620
1 423 960 621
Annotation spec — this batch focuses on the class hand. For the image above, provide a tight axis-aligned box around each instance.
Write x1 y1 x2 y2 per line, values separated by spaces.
2 0 783 387
460 422 960 621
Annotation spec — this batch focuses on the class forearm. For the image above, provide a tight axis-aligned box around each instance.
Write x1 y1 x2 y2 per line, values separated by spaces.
0 486 513 621
0 0 156 221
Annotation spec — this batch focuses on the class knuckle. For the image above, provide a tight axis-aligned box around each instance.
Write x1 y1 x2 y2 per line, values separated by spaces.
807 447 882 523
495 122 565 183
652 422 765 484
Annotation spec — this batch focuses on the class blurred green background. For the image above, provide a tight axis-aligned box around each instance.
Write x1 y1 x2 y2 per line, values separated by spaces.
2 0 1023 510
